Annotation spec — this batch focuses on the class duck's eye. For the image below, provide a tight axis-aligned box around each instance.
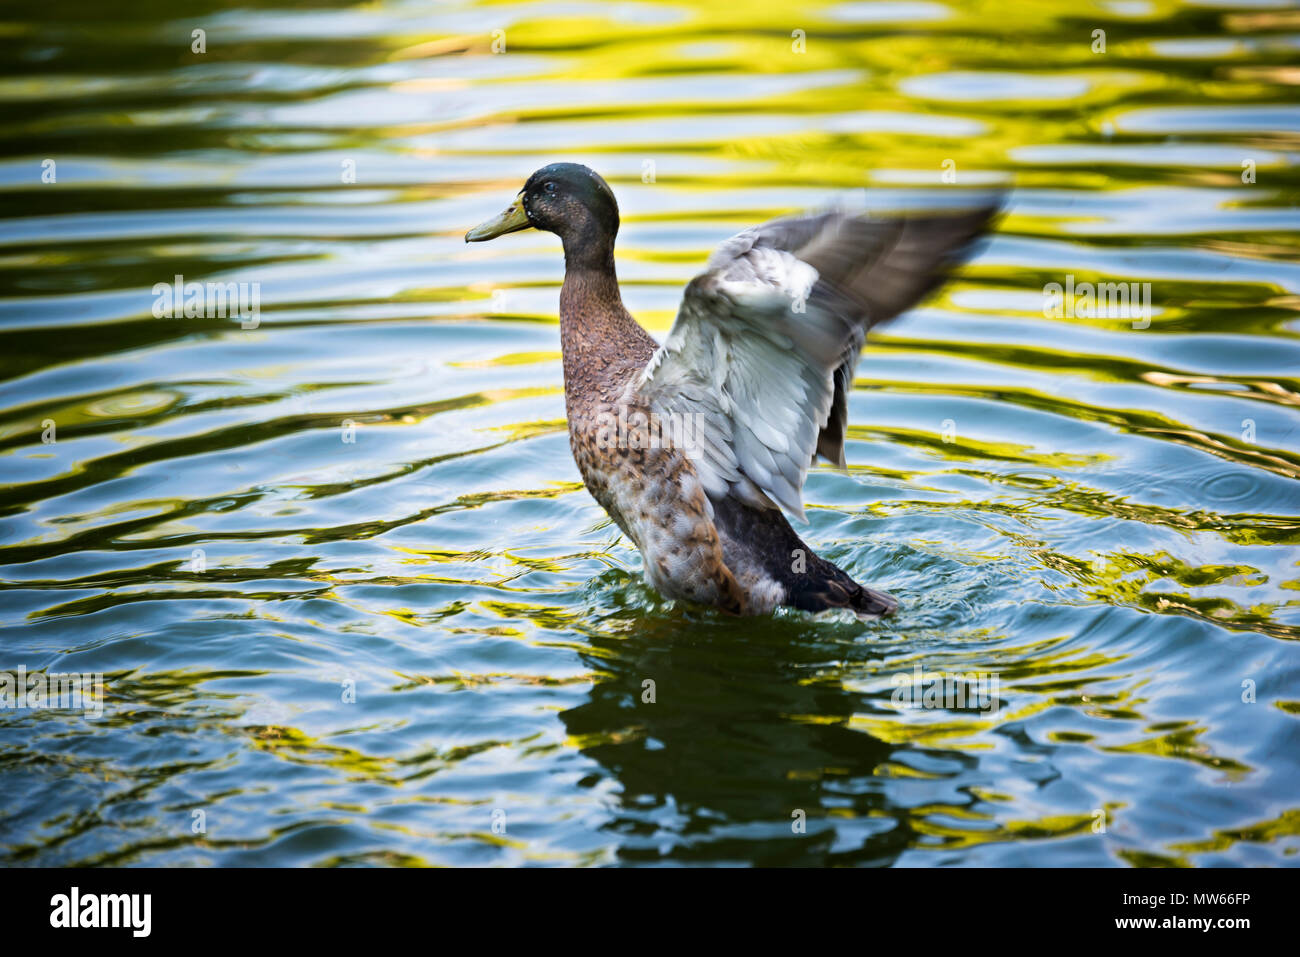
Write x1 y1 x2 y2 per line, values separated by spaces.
544 182 557 193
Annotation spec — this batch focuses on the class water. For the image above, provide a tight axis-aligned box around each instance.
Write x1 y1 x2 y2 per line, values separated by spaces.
1 0 1298 867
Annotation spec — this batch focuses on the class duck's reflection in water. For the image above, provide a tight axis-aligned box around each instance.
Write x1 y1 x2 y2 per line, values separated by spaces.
561 608 910 865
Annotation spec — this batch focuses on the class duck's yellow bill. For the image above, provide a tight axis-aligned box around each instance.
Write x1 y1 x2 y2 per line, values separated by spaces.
465 194 531 242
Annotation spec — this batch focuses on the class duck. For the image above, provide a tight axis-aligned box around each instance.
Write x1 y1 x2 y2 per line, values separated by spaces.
466 163 998 618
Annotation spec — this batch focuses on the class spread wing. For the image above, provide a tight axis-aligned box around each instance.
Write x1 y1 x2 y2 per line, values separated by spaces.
633 203 1000 521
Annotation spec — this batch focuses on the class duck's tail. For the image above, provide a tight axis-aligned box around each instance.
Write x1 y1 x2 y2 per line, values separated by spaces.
785 556 898 620
708 495 899 619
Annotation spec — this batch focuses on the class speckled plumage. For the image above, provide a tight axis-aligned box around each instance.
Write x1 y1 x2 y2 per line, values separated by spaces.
559 268 749 613
467 162 1000 618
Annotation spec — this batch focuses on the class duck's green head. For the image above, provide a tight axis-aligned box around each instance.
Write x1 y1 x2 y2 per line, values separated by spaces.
465 163 620 254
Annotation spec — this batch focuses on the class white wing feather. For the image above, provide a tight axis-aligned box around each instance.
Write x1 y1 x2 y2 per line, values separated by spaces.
635 245 846 521
633 203 1000 522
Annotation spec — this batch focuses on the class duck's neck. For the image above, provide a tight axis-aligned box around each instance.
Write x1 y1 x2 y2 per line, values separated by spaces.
557 238 657 402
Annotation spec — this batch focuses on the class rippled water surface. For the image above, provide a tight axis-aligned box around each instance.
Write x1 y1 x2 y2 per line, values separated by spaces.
2 0 1299 867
